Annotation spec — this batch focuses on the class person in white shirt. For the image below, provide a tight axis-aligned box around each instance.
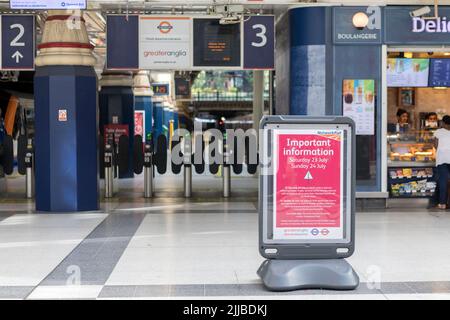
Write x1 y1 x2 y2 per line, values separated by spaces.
434 115 450 209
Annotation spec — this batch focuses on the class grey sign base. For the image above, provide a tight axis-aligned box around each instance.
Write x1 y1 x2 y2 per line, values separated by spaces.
257 259 359 291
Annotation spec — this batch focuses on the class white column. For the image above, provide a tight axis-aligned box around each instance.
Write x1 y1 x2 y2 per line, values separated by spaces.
253 70 265 130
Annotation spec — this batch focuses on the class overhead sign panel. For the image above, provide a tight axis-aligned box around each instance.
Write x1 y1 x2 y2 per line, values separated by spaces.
0 15 35 70
243 15 275 69
10 0 86 9
106 15 139 70
139 16 191 69
106 15 274 70
193 18 241 68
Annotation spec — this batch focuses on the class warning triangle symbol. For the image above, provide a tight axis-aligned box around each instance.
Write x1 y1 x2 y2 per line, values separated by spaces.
304 171 313 180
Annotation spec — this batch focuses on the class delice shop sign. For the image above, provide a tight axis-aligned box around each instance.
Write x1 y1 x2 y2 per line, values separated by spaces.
272 129 344 240
385 6 450 44
333 6 382 44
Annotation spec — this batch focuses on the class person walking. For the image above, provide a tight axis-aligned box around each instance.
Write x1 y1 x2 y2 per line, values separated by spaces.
434 115 450 209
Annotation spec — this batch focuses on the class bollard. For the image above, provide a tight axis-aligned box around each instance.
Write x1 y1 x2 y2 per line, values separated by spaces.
223 165 231 198
144 144 153 198
25 139 34 199
184 164 192 198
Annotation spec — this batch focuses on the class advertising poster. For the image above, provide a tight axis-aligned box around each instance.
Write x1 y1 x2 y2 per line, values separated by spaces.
104 124 129 146
342 79 375 135
134 111 145 141
386 58 429 87
273 129 344 241
139 16 191 69
193 18 241 67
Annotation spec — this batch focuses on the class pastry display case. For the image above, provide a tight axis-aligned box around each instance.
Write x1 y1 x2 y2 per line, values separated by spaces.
387 131 437 198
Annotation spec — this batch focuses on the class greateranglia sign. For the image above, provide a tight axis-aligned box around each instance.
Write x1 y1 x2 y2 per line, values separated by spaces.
412 17 450 33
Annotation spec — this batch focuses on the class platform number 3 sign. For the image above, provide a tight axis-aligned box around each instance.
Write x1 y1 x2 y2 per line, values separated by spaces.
244 15 274 70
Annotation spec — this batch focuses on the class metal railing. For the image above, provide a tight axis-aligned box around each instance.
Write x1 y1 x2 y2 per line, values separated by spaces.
192 91 270 102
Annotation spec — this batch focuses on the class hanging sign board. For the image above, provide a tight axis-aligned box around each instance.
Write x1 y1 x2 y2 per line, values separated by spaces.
243 15 275 69
259 116 355 259
192 18 241 68
139 16 192 69
152 83 170 96
10 0 86 10
106 14 274 70
0 15 35 70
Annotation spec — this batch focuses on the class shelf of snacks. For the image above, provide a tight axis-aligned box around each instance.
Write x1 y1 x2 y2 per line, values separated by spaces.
388 167 436 198
389 167 434 180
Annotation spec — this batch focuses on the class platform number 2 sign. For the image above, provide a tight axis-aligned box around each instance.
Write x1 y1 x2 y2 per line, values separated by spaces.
244 16 274 69
0 15 35 70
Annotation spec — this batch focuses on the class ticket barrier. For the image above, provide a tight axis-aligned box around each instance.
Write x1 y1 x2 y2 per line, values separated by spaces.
104 143 114 198
144 143 153 198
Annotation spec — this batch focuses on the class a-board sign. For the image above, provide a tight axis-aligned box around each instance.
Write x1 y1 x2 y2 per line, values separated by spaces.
0 15 35 70
10 0 86 10
106 14 275 70
259 116 355 260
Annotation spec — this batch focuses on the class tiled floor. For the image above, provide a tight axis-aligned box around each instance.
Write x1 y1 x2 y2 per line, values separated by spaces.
1 174 450 300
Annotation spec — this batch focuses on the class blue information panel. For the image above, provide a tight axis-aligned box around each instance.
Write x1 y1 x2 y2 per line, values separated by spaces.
10 0 86 10
429 59 450 87
1 15 35 70
244 15 274 69
106 15 139 70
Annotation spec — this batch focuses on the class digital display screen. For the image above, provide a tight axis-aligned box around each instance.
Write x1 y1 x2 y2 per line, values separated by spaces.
387 58 430 87
193 19 241 67
10 0 87 9
429 59 450 87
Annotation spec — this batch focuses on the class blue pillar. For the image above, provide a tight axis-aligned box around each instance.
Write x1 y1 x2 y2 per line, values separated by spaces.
99 85 135 178
34 66 98 212
153 102 164 146
289 7 328 116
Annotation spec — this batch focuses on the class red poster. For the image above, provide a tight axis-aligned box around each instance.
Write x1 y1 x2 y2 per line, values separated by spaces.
104 124 129 146
273 129 343 240
134 111 145 140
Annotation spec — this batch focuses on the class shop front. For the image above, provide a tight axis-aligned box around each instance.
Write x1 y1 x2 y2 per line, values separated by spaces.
288 4 450 205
